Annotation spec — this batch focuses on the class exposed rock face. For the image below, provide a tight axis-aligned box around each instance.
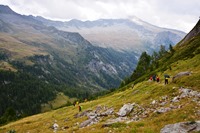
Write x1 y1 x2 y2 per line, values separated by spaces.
160 121 200 133
172 71 191 82
117 103 134 117
179 19 200 46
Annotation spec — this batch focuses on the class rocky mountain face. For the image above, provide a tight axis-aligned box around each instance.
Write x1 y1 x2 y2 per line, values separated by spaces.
179 19 200 45
35 16 186 52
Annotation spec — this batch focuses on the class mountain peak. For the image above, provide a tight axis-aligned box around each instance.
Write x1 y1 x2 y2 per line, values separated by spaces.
0 5 17 15
128 16 144 25
179 19 200 45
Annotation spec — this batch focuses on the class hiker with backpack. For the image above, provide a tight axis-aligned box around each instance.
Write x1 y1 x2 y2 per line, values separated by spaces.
152 75 156 81
164 74 170 85
78 105 82 112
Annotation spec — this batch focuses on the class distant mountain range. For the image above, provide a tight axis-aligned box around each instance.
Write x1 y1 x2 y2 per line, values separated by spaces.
35 16 186 52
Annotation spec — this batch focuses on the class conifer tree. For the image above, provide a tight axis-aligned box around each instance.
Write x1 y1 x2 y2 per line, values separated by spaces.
169 44 175 53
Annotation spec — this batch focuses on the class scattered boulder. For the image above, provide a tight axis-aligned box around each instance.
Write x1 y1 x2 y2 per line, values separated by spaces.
74 110 92 118
154 107 171 114
160 121 200 133
95 105 103 113
52 123 59 132
151 100 157 105
171 96 180 103
172 71 191 82
117 103 134 117
80 118 99 128
179 88 191 98
179 88 200 99
160 101 167 106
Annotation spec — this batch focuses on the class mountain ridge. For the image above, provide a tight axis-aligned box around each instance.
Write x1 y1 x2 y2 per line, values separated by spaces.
35 16 186 52
0 5 18 15
179 19 200 45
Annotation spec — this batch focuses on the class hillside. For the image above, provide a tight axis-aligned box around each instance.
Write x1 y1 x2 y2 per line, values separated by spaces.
1 20 199 132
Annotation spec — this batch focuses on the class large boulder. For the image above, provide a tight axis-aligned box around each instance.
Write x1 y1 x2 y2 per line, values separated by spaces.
160 121 200 133
172 71 191 82
117 103 134 117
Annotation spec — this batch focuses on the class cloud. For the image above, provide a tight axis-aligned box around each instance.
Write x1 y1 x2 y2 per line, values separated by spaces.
1 0 199 32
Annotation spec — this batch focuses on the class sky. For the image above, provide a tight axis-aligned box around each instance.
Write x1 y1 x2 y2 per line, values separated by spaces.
1 0 199 33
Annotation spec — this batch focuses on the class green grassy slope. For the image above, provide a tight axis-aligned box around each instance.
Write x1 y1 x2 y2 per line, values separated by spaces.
0 22 199 133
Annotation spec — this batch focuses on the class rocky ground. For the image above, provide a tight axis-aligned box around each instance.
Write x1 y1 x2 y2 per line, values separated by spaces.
51 86 200 132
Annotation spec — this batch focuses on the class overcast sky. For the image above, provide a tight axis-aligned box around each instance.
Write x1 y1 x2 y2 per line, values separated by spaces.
1 0 199 33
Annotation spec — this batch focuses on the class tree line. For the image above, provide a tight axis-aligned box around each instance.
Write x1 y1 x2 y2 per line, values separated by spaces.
120 44 174 87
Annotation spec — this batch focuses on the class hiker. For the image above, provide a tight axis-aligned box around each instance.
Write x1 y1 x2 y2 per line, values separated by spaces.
150 76 153 81
153 75 156 81
165 77 168 85
78 105 82 112
131 84 134 89
164 74 170 85
73 102 76 106
156 76 160 83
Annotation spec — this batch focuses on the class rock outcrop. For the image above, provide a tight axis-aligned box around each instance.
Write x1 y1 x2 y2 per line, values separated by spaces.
160 121 200 133
77 106 115 128
117 103 134 117
172 71 191 82
74 87 200 129
179 19 200 46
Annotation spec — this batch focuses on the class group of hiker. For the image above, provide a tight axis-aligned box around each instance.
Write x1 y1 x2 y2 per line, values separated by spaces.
149 74 170 85
149 75 160 83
